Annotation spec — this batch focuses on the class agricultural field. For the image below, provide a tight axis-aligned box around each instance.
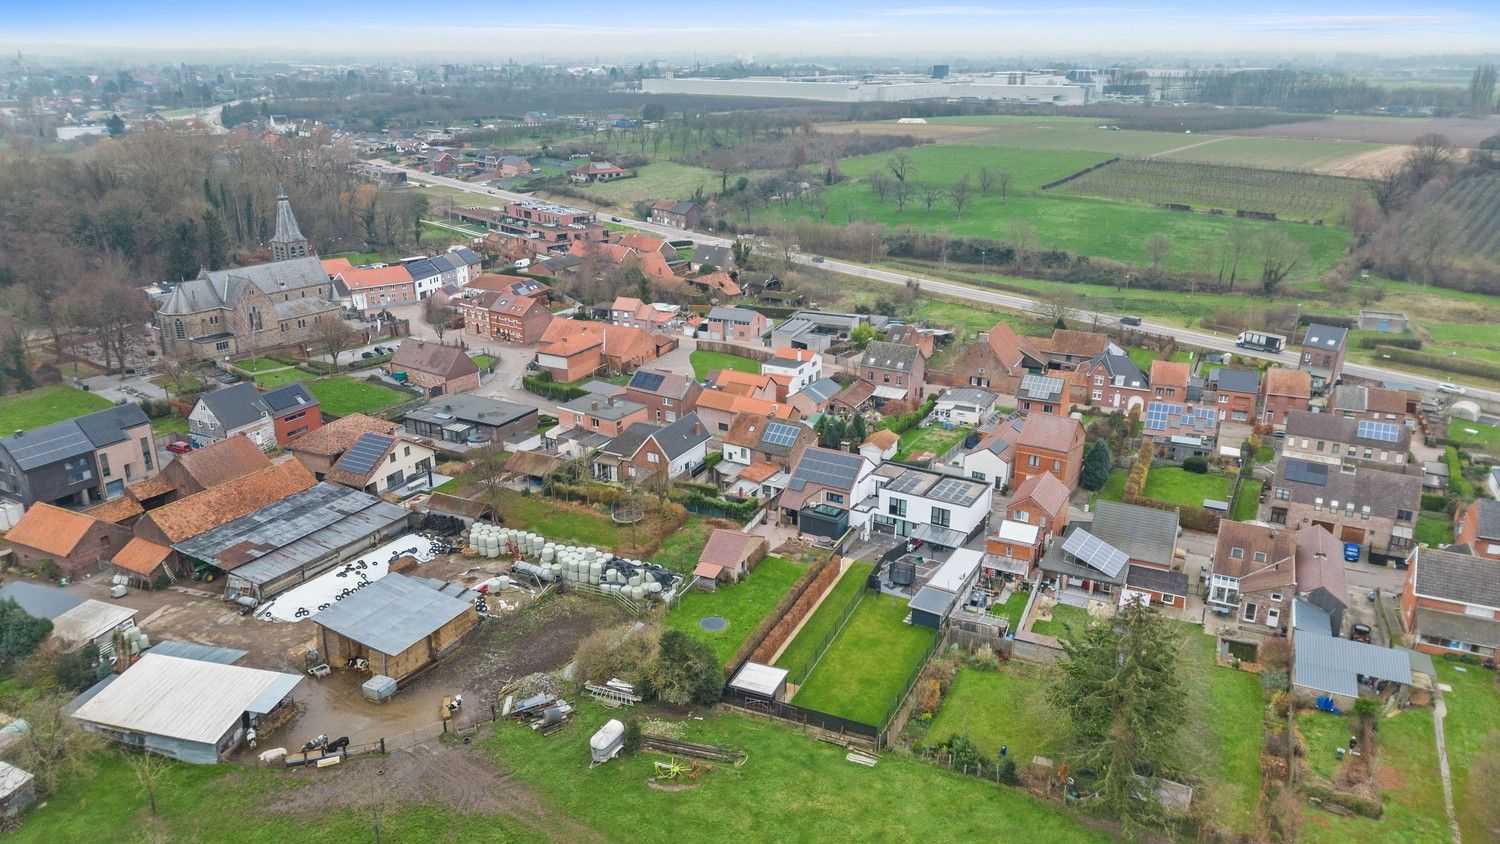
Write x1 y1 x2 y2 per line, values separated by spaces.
664 556 806 664
1435 173 1500 263
790 591 936 726
1158 136 1387 172
1058 159 1366 221
561 161 728 209
0 384 114 433
305 376 409 417
1226 114 1500 148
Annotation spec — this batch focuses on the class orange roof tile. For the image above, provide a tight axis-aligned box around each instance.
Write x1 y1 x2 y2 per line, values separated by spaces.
85 495 144 525
1264 367 1312 397
338 264 413 291
144 460 316 544
172 436 272 490
110 537 172 576
320 257 355 276
286 413 397 458
864 430 900 450
6 503 100 557
739 461 782 483
128 474 177 502
696 391 799 420
1149 360 1190 387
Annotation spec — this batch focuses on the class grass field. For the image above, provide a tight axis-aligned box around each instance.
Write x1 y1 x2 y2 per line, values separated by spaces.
1060 158 1366 220
690 350 763 381
926 662 1063 764
306 377 407 417
1181 629 1265 832
1448 419 1500 452
494 489 642 549
1435 661 1500 841
487 702 1113 843
0 384 114 433
1416 514 1454 548
1298 707 1448 844
151 412 189 437
1233 479 1264 521
253 368 314 387
9 751 532 843
894 424 970 462
1029 603 1091 641
1297 710 1357 782
564 161 728 209
332 250 383 265
664 556 806 664
911 298 1055 342
233 356 290 373
1126 346 1190 372
651 517 717 574
1143 468 1233 508
791 591 936 726
1096 467 1130 503
470 354 495 371
989 589 1029 631
774 562 873 675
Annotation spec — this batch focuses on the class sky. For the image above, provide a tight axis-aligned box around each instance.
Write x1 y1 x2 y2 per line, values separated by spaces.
3 1 1498 60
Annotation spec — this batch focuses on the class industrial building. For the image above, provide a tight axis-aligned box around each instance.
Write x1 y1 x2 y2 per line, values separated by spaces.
642 72 1095 104
69 653 302 764
173 482 412 602
312 573 477 683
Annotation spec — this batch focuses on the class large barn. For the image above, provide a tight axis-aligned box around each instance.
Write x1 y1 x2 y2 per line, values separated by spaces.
313 573 477 684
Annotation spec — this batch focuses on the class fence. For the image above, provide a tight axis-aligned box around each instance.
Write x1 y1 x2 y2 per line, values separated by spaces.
876 627 945 743
721 687 879 742
787 582 869 687
693 339 773 360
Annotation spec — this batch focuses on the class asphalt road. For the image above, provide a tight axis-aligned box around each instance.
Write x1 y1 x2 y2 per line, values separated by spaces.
386 162 1499 403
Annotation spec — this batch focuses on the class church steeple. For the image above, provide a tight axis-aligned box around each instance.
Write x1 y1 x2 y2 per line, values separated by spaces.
269 185 309 261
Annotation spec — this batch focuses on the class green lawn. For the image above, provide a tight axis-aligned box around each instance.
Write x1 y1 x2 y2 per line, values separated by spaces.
1436 661 1500 842
571 161 734 209
9 751 534 843
429 477 463 494
1142 467 1233 508
150 412 189 437
486 701 1113 843
665 556 806 664
1297 710 1357 782
1029 602 1091 642
494 489 638 550
1181 629 1265 832
989 589 1030 631
652 517 717 575
1448 419 1500 453
1416 514 1454 548
253 368 315 387
0 384 114 433
1298 707 1448 844
792 591 936 726
332 250 382 265
927 662 1063 765
233 356 291 373
894 425 971 462
911 298 1054 341
1095 467 1129 503
1125 346 1191 372
689 350 763 381
470 354 495 371
306 376 408 417
1232 479 1264 521
774 562 874 676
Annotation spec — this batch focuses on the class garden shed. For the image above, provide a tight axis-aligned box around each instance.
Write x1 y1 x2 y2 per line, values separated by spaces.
313 573 477 684
0 762 35 817
729 661 789 702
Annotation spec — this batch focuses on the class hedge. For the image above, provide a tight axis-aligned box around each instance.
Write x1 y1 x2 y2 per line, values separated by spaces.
875 397 936 435
1420 492 1449 513
1357 336 1422 351
1378 347 1500 381
1302 781 1382 819
523 372 587 402
1297 314 1356 329
1446 446 1475 499
352 352 394 370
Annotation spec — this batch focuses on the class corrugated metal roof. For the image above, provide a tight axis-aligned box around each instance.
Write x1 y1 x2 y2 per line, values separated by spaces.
313 573 472 656
729 661 786 697
148 640 248 665
0 761 33 798
70 653 302 744
50 600 136 648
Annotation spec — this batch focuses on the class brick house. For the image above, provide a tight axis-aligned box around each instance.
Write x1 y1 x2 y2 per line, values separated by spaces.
593 414 711 483
1208 520 1298 632
1280 410 1412 474
334 264 417 312
1402 546 1500 659
535 319 665 383
624 369 702 424
1328 384 1411 423
1016 373 1068 417
1008 413 1086 490
1261 368 1312 428
1007 470 1071 539
456 291 553 345
702 307 768 343
153 435 272 501
1078 351 1150 413
131 460 318 550
693 529 766 586
951 322 1045 396
720 413 815 473
1206 368 1261 423
1149 360 1190 401
388 340 480 399
649 200 702 229
693 391 800 436
1454 498 1500 561
858 340 925 404
189 383 319 451
1298 323 1349 392
557 394 649 439
288 414 399 481
1268 457 1421 560
1035 329 1110 371
4 503 131 579
569 161 628 182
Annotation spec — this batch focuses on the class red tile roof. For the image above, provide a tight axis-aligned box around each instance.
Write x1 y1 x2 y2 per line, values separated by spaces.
286 413 398 458
111 537 172 576
697 528 765 569
5 503 99 557
172 436 272 490
144 460 316 544
337 264 413 291
1011 471 1070 519
986 322 1039 369
1149 359 1190 388
739 461 782 483
1263 367 1312 397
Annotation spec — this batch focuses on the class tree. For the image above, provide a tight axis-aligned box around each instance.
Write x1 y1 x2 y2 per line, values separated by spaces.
950 176 972 218
1142 234 1172 275
731 238 755 270
888 152 914 184
1007 219 1038 257
978 166 995 196
13 694 104 797
422 295 456 343
1079 441 1113 491
850 322 877 349
1406 205 1458 283
1220 224 1252 291
0 598 52 670
201 210 230 271
1468 63 1497 111
919 183 942 212
866 171 893 204
1404 133 1455 185
996 170 1013 203
310 315 360 366
645 630 722 706
1035 287 1077 329
165 217 201 281
1049 601 1185 832
104 113 126 137
1257 230 1303 295
129 751 172 815
53 643 100 692
893 179 912 212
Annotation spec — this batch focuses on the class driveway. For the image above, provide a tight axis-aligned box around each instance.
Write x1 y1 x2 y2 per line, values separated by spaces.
79 372 168 403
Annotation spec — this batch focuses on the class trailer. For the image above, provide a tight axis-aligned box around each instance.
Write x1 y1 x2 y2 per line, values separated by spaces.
1235 330 1286 354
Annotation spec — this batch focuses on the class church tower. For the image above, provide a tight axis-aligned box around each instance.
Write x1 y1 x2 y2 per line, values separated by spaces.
269 186 310 261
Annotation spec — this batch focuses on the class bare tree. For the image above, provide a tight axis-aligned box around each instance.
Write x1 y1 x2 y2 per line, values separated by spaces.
978 166 995 197
888 152 914 184
1007 219 1038 257
866 171 893 203
1143 234 1173 275
1369 164 1409 213
1406 205 1459 283
129 751 171 815
950 176 972 218
310 315 360 366
13 695 104 797
422 294 456 343
919 183 942 212
1221 224 1252 291
1035 287 1079 328
1404 133 1455 183
1258 230 1304 295
893 179 913 212
996 171 1013 203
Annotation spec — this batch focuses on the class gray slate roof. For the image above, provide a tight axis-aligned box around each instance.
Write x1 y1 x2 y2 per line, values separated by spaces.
1097 352 1147 389
1088 500 1179 567
272 191 305 243
795 377 842 405
313 573 472 656
1302 323 1349 349
1126 564 1190 597
1209 368 1260 394
158 256 329 316
1469 498 1500 541
0 404 149 471
706 306 758 323
261 383 316 414
199 383 270 432
654 413 710 460
1414 607 1500 649
0 581 86 620
601 422 660 460
1413 546 1500 608
1283 410 1410 450
1294 599 1413 698
402 258 441 281
692 243 732 267
449 247 481 266
862 340 920 371
1274 457 1422 516
559 395 646 422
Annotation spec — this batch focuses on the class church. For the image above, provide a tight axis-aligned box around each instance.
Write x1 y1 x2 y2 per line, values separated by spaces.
154 190 342 361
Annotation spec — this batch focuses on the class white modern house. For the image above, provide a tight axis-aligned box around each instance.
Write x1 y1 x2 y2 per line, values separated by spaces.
934 388 1001 427
958 430 1013 490
762 348 823 396
875 465 993 550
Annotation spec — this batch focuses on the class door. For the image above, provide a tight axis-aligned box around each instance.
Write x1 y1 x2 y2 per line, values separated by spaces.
1340 525 1365 546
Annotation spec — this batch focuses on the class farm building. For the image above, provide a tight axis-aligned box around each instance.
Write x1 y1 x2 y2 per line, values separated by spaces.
69 653 302 763
692 529 767 588
0 762 35 817
312 573 477 684
1357 311 1410 334
174 482 412 602
0 581 137 653
107 537 175 588
3 502 131 579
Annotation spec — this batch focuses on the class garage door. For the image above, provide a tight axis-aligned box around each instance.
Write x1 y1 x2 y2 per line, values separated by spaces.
1340 525 1366 545
1313 521 1336 535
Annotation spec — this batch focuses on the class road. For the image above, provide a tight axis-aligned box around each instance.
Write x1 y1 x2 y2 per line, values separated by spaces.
384 162 1500 403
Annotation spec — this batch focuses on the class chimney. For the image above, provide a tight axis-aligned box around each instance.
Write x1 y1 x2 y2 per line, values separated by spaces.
12 429 20 437
693 422 702 436
591 400 600 411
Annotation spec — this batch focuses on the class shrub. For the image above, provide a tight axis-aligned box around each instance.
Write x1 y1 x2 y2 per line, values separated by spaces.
644 630 724 707
1357 336 1422 351
1420 492 1449 513
1380 347 1500 382
1079 440 1113 491
998 757 1019 785
1182 455 1209 474
623 718 643 753
522 372 587 402
572 622 660 686
945 732 989 771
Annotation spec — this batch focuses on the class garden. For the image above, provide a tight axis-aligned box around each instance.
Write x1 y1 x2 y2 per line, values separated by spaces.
1141 466 1233 508
1297 707 1447 844
773 562 872 677
787 590 936 727
663 556 806 664
688 350 763 381
924 661 1062 766
1028 602 1091 642
305 376 409 417
894 424 971 463
0 384 113 433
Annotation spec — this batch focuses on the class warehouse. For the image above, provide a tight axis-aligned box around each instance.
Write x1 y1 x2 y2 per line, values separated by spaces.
174 482 412 603
69 653 301 763
313 573 477 684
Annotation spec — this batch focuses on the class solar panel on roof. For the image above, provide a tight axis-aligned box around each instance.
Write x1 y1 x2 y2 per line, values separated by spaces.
794 449 860 489
1062 528 1128 579
930 477 979 505
1284 459 1330 486
337 433 394 477
1356 420 1400 443
1020 374 1063 396
631 370 665 392
762 422 801 447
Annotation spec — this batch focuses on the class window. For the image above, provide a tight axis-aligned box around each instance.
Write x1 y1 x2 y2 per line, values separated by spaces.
99 453 111 477
403 445 411 457
591 418 599 429
662 397 672 407
1266 607 1281 627
1218 394 1228 404
1274 487 1289 500
970 471 986 482
931 507 951 528
1361 505 1371 520
1315 440 1324 452
647 452 659 464
827 493 844 505
141 437 153 470
63 457 93 484
1028 455 1040 468
1094 376 1104 386
1091 390 1102 401
1013 509 1029 523
1052 459 1061 471
173 320 185 339
1242 602 1259 623
1229 547 1244 559
888 498 906 517
215 341 230 352
1396 509 1413 522
1253 551 1266 563
385 470 404 489
1269 593 1283 602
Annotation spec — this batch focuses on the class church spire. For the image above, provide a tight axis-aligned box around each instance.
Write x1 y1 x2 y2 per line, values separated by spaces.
269 185 309 261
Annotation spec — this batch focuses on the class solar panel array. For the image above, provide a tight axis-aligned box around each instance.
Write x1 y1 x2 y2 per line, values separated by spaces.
337 433 394 477
1283 459 1330 487
1062 528 1128 578
792 448 861 490
930 476 981 506
886 470 929 494
631 370 665 392
1020 373 1063 397
1356 420 1401 443
1144 401 1216 432
761 422 802 448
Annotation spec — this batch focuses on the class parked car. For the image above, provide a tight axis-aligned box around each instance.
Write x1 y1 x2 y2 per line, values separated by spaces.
361 351 376 359
1350 624 1373 643
610 216 621 222
811 255 825 263
165 440 192 454
1436 382 1466 394
1343 542 1361 562
1120 315 1142 326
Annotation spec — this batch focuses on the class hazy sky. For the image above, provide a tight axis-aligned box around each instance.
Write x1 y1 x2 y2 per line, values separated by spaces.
4 1 1498 59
